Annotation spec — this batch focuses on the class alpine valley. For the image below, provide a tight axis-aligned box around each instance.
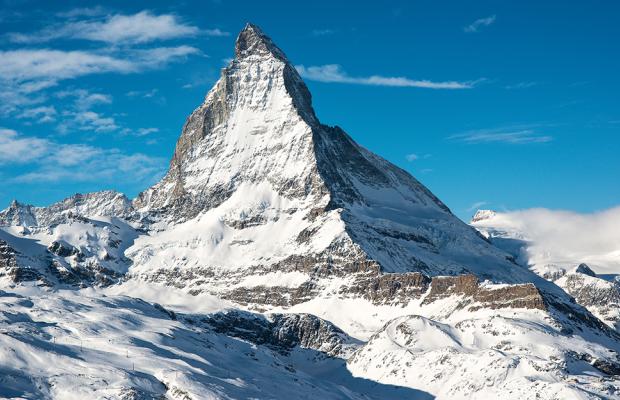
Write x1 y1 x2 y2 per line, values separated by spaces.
1 24 619 400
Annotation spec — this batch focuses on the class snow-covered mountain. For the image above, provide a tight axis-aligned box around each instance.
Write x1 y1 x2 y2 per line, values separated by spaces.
1 24 620 399
127 23 552 302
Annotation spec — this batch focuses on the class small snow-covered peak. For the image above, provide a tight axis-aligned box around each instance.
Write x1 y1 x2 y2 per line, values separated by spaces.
470 209 497 223
235 22 287 61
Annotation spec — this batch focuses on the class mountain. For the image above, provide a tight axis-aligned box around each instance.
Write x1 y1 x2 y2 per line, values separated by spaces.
1 24 620 399
128 23 544 299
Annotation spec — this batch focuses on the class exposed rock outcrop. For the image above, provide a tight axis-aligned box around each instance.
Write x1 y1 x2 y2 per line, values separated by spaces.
201 310 353 357
420 274 546 310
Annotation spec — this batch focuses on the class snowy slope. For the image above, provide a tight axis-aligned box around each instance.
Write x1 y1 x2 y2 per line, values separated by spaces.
348 312 620 399
0 284 430 400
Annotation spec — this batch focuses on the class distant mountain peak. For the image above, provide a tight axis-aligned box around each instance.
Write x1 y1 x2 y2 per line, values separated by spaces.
471 209 497 223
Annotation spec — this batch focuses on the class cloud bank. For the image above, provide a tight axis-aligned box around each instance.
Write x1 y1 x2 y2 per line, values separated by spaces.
6 11 217 44
474 207 620 274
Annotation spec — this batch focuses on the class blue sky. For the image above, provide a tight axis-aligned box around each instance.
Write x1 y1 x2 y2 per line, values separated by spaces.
1 0 618 221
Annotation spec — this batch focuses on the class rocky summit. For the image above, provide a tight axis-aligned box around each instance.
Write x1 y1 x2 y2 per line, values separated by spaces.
1 24 620 399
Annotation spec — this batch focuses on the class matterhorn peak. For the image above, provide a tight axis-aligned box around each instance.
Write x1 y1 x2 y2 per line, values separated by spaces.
235 22 287 61
130 23 537 283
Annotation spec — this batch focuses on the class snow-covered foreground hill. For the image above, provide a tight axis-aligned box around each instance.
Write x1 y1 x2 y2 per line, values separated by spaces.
2 283 620 400
2 23 620 399
0 283 430 400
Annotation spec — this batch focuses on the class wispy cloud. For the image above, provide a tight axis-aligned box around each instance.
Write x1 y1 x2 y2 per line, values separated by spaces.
448 126 553 144
406 153 432 162
56 7 108 19
505 81 538 90
135 127 159 136
0 128 165 184
7 11 203 44
467 201 489 212
464 15 496 33
0 128 51 163
56 89 112 110
311 29 334 37
0 49 134 81
16 106 57 123
73 111 118 133
296 64 476 89
0 46 198 90
126 89 159 98
204 28 229 37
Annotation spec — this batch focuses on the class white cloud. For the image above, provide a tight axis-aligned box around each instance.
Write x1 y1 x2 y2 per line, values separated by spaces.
464 15 496 33
0 128 165 184
405 153 419 162
0 49 134 81
16 106 57 123
73 111 118 132
296 64 475 89
0 128 50 163
52 89 119 134
135 127 159 136
448 126 553 144
0 47 198 84
473 207 620 274
8 11 201 44
56 89 112 110
134 46 200 69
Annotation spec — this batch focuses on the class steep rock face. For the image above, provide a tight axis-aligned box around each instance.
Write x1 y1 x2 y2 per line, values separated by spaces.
422 274 546 311
0 239 43 283
202 310 355 357
556 271 620 329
